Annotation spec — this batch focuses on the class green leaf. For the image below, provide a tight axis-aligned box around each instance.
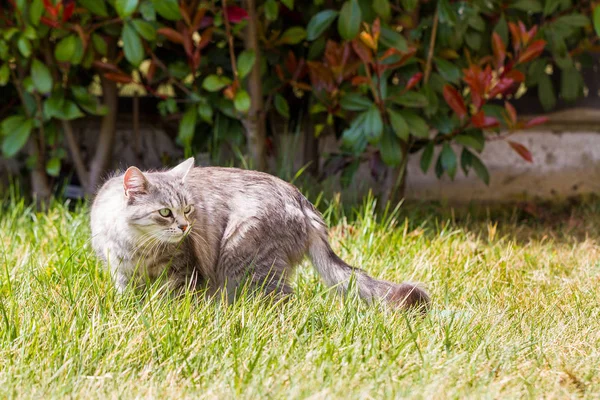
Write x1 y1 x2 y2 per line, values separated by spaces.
401 0 418 11
17 36 31 58
91 34 108 56
237 50 256 79
274 94 290 119
139 1 156 21
373 0 391 21
202 75 231 92
465 32 482 51
435 58 461 84
2 117 33 157
265 0 279 21
61 101 85 120
494 14 509 45
460 147 472 175
364 105 383 143
122 23 144 66
400 110 429 138
543 0 560 16
471 152 490 185
509 0 543 13
379 26 408 52
594 5 600 38
31 59 53 93
29 0 44 26
151 0 181 21
1 115 27 136
306 10 338 41
72 86 106 115
178 106 197 145
115 0 139 18
55 35 77 62
340 93 373 111
561 67 582 102
79 0 109 17
391 91 428 108
420 142 434 173
454 131 484 153
438 0 457 26
342 111 368 147
234 90 251 113
132 19 156 41
281 0 294 9
554 14 589 29
468 15 485 32
277 27 306 45
338 0 361 40
197 103 213 124
440 143 457 179
0 64 9 86
379 128 402 166
538 73 556 111
388 108 409 141
46 157 61 177
43 92 84 120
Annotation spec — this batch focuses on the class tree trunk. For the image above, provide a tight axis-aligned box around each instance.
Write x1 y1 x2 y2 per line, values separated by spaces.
88 75 118 193
242 0 267 171
27 140 51 207
303 117 320 177
378 145 409 211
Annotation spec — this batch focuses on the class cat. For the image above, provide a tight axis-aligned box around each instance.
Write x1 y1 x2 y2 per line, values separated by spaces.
90 158 429 310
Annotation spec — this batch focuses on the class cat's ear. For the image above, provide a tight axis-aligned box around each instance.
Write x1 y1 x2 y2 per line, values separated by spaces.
123 167 149 199
170 157 195 181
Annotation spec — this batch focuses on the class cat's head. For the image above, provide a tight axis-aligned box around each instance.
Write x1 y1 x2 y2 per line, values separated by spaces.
122 158 196 244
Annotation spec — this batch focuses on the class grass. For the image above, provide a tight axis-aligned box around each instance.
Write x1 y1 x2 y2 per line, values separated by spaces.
1 191 599 399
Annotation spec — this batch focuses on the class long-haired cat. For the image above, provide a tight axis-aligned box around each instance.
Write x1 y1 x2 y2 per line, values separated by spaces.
90 158 429 310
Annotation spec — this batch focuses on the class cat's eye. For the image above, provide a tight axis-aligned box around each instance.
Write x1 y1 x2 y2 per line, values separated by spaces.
158 208 172 217
184 205 192 214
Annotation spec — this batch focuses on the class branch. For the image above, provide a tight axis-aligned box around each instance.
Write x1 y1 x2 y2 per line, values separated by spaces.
221 0 239 80
423 9 439 84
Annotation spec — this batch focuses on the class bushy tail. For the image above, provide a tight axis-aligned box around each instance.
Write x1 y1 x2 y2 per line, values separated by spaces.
307 234 429 310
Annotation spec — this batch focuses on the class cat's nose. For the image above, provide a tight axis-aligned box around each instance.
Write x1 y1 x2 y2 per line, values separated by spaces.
178 223 188 233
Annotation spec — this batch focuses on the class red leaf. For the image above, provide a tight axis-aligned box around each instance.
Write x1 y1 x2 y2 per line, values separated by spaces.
488 78 514 99
524 116 548 128
351 76 370 86
492 32 506 68
505 101 517 125
40 16 60 28
502 69 525 83
157 27 185 44
508 141 533 162
518 40 546 64
443 85 467 120
43 0 58 17
62 0 75 22
379 48 400 62
224 6 248 23
92 60 121 73
351 39 373 64
285 51 298 75
405 72 423 91
191 8 207 31
471 111 499 129
197 27 213 50
147 60 157 82
103 72 133 84
508 22 521 52
182 28 193 56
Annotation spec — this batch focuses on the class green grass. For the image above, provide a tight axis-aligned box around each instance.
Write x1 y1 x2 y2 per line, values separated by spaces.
1 193 599 399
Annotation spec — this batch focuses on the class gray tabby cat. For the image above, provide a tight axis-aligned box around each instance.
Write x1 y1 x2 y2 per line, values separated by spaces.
90 158 429 310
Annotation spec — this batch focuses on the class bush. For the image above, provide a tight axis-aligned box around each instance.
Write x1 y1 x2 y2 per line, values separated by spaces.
0 0 598 201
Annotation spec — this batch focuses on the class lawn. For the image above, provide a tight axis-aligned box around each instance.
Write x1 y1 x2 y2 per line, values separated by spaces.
1 192 599 399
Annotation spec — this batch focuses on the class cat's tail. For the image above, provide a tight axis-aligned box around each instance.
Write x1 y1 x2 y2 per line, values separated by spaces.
302 200 429 311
